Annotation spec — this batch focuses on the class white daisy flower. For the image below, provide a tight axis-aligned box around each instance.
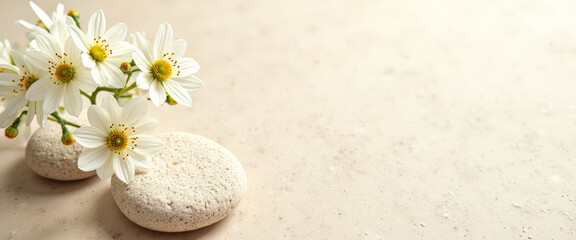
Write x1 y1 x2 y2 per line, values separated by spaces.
0 51 47 128
74 95 163 183
133 23 202 107
16 1 74 34
24 22 97 117
69 10 133 88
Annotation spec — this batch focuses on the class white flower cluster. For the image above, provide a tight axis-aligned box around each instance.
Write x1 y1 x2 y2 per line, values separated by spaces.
0 2 203 183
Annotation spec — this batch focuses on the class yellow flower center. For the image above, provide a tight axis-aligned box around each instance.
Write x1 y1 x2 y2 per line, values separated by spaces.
22 75 37 90
89 45 108 63
151 60 172 81
54 64 75 83
108 131 128 151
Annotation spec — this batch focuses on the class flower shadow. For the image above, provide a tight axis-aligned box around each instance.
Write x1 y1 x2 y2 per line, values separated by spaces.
96 190 227 239
5 157 99 196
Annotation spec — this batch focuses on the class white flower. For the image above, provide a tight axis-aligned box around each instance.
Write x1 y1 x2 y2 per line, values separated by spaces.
16 1 73 34
133 23 202 107
69 10 133 88
0 51 47 128
74 95 163 183
24 22 97 117
0 39 18 73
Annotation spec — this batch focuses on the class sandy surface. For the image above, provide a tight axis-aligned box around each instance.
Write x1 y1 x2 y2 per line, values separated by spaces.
1 0 576 239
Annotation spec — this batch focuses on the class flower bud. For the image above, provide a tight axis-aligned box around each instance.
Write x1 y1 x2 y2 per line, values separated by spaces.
120 62 131 73
166 95 178 105
67 10 79 20
61 132 75 145
4 127 18 139
67 10 80 28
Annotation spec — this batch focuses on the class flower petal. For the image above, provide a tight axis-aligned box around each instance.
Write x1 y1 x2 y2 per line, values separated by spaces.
0 111 16 128
90 66 104 86
43 85 64 114
73 68 98 92
5 92 26 116
69 25 90 52
163 79 192 107
134 135 163 155
16 20 45 32
149 80 166 107
134 32 154 63
101 95 120 122
136 72 152 90
172 39 187 59
153 23 173 59
103 23 126 43
88 10 106 39
34 31 59 55
65 37 81 63
113 154 135 183
10 51 26 73
126 148 151 170
0 73 20 85
103 61 125 88
132 49 151 72
106 41 133 64
121 96 147 126
133 117 158 135
96 152 115 179
51 23 70 50
177 57 200 76
87 104 111 131
78 145 109 171
64 85 82 117
25 101 36 126
24 51 51 70
82 52 96 69
30 1 52 28
74 126 107 148
172 75 203 92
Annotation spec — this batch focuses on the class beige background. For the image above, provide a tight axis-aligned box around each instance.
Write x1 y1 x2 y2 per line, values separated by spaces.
1 0 576 239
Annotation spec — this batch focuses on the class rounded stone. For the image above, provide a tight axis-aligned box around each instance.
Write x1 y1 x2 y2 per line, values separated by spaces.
111 132 247 232
25 121 96 181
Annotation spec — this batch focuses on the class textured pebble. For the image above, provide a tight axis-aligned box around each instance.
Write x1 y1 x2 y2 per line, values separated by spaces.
25 121 95 181
111 132 247 232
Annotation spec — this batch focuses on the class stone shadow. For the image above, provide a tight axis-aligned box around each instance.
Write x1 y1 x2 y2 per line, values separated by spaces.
96 190 228 239
4 157 99 196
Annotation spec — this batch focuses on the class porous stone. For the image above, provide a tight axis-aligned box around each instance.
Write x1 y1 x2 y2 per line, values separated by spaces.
111 132 247 232
25 121 95 180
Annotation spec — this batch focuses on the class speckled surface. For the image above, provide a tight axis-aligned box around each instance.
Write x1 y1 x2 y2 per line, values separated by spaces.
111 132 246 232
26 121 95 181
1 0 576 239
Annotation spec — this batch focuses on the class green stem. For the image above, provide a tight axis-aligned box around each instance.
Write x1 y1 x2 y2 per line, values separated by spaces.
114 69 139 100
120 83 137 96
85 68 141 102
49 112 81 128
96 86 117 92
80 90 91 100
9 111 27 128
87 87 115 104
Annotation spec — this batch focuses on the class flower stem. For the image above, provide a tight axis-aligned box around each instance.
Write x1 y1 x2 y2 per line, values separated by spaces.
80 90 91 100
96 86 117 92
87 87 115 104
114 68 139 100
49 112 81 128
